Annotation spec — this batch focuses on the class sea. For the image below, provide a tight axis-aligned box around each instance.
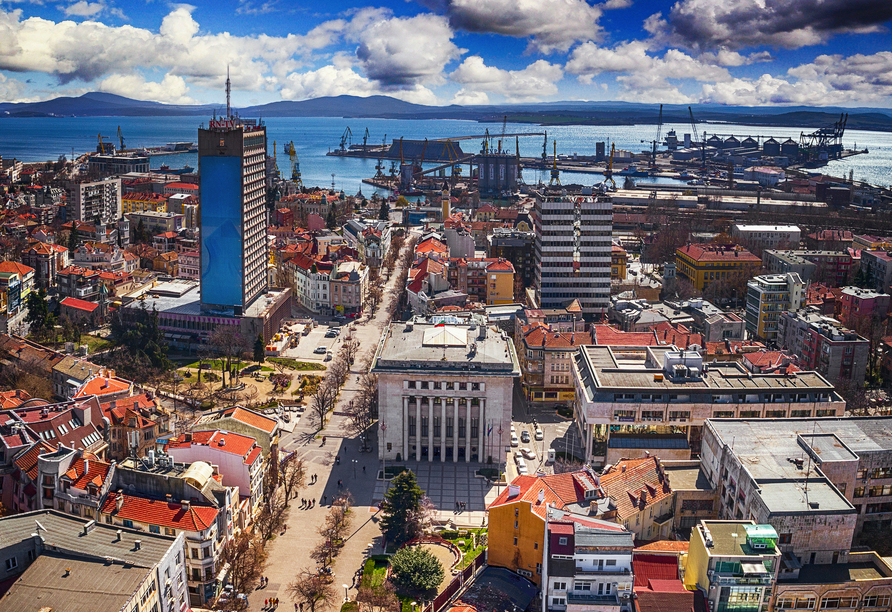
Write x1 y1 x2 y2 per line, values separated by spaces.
1 116 890 194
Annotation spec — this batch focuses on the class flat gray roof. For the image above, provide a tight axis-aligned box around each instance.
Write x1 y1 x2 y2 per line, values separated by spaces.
664 466 713 491
0 510 177 568
372 321 520 376
758 481 854 515
701 521 777 558
707 418 892 483
0 552 146 612
578 345 836 392
126 286 289 320
806 433 858 463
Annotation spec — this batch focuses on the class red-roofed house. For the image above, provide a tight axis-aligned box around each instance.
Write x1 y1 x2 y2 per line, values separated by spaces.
166 430 265 513
57 455 112 517
0 389 31 409
488 469 625 585
60 296 103 326
191 405 278 456
599 457 674 542
520 324 593 403
73 368 133 402
741 350 800 375
100 491 219 605
591 324 702 349
101 393 171 461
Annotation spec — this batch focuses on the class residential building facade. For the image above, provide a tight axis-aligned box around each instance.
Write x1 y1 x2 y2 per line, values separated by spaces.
745 273 804 342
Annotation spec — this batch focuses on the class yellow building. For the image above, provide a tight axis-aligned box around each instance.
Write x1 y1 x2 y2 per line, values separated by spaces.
487 470 604 585
485 258 515 305
675 244 761 292
853 234 892 250
123 193 169 214
611 244 628 280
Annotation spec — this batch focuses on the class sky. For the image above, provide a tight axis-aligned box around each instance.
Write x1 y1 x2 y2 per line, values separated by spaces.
0 0 891 108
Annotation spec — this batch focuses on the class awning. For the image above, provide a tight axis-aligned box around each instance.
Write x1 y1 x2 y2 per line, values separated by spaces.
741 562 767 574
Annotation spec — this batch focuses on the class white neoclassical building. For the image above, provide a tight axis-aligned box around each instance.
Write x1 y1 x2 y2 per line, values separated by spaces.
370 317 521 463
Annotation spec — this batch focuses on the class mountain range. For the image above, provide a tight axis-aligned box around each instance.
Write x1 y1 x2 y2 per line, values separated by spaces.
2 92 891 132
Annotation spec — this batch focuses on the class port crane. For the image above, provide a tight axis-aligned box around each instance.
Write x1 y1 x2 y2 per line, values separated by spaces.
603 143 617 189
642 104 662 169
116 126 125 152
287 141 302 188
688 106 706 173
549 141 561 186
339 127 353 152
498 115 507 154
362 128 370 150
542 131 548 161
97 133 113 155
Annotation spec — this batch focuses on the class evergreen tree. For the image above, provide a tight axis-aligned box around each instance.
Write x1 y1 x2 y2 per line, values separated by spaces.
378 199 390 220
67 226 80 251
326 207 337 230
380 470 425 545
254 333 266 363
389 546 444 596
109 302 172 374
25 289 51 335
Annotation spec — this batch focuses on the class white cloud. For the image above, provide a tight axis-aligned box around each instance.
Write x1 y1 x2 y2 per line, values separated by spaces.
353 11 462 87
280 65 438 105
62 1 104 18
0 73 29 102
99 72 196 104
449 56 563 102
439 0 604 53
450 89 489 105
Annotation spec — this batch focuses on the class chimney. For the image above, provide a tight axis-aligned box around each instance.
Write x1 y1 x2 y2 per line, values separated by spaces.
116 496 124 513
134 539 141 550
538 489 545 504
115 529 122 541
83 459 89 475
621 464 627 473
182 500 190 511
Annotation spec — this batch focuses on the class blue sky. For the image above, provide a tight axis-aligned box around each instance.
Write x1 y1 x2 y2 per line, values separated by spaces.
0 0 891 107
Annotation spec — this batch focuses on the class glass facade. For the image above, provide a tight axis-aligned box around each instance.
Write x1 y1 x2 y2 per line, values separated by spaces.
200 156 243 308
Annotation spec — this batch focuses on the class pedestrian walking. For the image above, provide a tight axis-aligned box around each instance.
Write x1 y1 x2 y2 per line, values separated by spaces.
363 465 366 473
265 599 269 608
323 494 327 504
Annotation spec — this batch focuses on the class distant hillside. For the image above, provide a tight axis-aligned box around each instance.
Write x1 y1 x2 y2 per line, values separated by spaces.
2 92 891 131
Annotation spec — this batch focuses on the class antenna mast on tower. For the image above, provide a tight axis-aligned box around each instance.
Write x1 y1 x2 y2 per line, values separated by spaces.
225 65 231 119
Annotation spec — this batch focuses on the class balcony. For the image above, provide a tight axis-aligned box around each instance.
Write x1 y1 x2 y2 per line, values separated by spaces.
567 593 620 604
575 567 631 577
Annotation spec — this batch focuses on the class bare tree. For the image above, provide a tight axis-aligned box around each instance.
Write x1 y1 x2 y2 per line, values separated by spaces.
288 569 336 612
357 585 401 612
344 374 378 436
255 488 288 541
209 327 249 388
280 456 306 506
218 531 267 595
309 381 337 429
342 339 360 366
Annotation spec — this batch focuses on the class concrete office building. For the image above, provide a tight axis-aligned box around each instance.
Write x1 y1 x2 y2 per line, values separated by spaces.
701 418 892 553
777 311 869 386
370 317 520 463
731 224 801 251
534 194 613 317
198 113 268 314
571 345 844 465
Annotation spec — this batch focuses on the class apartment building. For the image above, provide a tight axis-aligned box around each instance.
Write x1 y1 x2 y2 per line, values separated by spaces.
804 230 853 251
745 273 804 342
838 287 891 327
519 324 592 404
684 520 781 612
731 224 801 252
763 250 854 287
860 250 892 293
534 194 613 317
777 311 869 386
21 242 69 290
572 345 844 465
66 178 122 224
676 244 761 292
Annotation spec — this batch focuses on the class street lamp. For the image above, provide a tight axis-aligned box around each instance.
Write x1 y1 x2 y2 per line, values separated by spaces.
343 584 350 602
352 459 358 477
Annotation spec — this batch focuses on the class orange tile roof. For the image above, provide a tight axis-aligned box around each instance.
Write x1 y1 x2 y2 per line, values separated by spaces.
599 457 672 521
63 456 111 489
0 389 31 409
60 297 99 313
416 237 449 255
676 244 760 263
522 324 591 348
218 406 277 434
14 440 56 480
0 261 34 276
167 429 259 461
635 540 690 553
74 375 131 398
489 470 627 523
102 492 218 532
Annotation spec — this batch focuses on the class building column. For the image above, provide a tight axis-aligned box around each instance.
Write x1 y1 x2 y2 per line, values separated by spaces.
440 397 447 463
402 396 409 461
428 398 434 462
453 399 459 463
465 403 472 463
415 397 421 461
480 399 487 462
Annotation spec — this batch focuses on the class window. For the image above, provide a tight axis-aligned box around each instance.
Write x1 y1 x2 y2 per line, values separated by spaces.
855 487 865 498
513 537 518 546
559 537 568 545
420 381 429 390
554 582 567 591
514 520 518 529
795 597 816 609
459 383 467 391
552 598 566 606
407 381 416 389
776 598 796 610
150 525 160 534
534 542 538 549
779 533 792 544
4 557 16 571
575 582 591 591
123 520 134 529
606 559 617 566
863 595 891 608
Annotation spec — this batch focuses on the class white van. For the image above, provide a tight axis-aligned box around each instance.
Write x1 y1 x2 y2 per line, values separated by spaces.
547 448 556 463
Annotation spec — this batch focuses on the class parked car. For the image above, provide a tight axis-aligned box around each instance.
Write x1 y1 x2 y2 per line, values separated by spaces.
325 351 333 361
517 461 529 475
314 346 327 354
535 428 544 441
514 451 524 464
521 447 536 460
510 434 519 447
521 430 531 443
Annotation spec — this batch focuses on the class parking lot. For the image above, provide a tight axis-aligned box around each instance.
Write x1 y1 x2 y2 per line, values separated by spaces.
279 323 348 363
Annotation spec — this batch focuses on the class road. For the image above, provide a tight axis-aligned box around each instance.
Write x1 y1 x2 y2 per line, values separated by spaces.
246 241 413 611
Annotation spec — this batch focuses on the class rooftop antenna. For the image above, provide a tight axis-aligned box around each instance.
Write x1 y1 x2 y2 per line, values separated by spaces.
225 65 231 119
